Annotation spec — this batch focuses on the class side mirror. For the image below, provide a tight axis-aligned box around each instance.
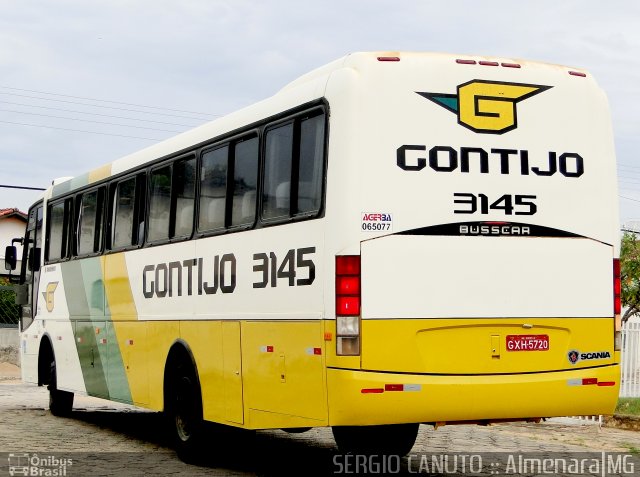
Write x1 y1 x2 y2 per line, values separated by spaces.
4 246 17 270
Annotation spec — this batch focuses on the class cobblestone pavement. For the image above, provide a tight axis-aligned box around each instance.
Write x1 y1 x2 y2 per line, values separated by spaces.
1 366 639 476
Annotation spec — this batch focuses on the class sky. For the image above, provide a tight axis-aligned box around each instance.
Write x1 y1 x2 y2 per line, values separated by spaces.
0 0 639 226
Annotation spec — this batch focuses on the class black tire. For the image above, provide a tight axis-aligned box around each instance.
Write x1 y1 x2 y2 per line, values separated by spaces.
48 361 73 417
167 358 206 463
332 423 419 456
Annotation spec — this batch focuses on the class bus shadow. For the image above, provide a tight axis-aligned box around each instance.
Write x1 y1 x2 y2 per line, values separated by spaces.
67 409 443 476
69 408 171 448
68 408 340 475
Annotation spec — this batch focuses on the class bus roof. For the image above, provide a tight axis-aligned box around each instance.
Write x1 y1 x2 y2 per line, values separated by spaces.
49 51 592 199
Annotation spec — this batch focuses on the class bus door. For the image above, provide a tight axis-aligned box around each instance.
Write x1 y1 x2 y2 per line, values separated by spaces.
20 204 43 332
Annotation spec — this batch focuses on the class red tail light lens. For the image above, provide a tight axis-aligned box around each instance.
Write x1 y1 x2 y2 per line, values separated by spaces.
336 256 360 275
614 259 621 315
336 296 360 316
336 256 361 316
336 276 360 295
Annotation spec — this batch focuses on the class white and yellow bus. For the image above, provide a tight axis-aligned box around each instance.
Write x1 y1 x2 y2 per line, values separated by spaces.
5 51 621 459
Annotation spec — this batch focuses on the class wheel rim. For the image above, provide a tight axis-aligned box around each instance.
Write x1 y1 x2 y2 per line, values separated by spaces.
175 375 195 442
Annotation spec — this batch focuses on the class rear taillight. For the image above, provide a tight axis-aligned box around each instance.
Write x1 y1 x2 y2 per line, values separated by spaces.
336 256 361 355
614 258 621 351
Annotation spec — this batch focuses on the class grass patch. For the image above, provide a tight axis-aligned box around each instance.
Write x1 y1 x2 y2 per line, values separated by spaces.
625 445 640 455
615 398 640 416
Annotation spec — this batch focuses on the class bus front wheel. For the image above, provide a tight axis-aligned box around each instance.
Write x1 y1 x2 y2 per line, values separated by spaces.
48 361 74 417
332 423 419 456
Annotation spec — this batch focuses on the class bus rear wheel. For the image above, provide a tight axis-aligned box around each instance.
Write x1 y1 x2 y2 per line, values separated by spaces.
332 423 419 456
167 359 206 463
48 361 73 417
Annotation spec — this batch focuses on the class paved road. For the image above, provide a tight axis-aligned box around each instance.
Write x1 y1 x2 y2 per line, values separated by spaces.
1 365 639 476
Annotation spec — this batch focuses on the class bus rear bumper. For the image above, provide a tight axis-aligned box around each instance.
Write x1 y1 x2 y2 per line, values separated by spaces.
326 365 620 426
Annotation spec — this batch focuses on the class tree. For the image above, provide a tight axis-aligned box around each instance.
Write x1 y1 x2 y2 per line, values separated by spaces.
621 232 640 322
0 277 19 326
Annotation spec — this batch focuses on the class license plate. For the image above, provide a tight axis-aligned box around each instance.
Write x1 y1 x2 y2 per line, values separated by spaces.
506 334 549 351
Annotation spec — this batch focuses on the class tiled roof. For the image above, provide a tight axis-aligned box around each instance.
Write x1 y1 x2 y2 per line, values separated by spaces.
0 208 27 220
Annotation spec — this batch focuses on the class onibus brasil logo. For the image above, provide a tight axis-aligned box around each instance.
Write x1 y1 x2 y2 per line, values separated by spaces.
418 80 551 134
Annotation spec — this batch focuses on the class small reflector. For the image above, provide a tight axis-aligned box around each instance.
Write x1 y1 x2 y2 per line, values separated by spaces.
324 332 333 341
501 62 521 68
582 378 598 385
569 71 587 77
597 381 616 387
479 61 499 66
361 388 384 394
456 59 476 65
313 347 322 355
384 384 404 392
377 56 400 62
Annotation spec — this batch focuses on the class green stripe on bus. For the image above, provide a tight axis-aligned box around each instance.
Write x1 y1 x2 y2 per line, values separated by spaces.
74 320 110 399
61 260 132 402
61 261 90 318
80 258 106 317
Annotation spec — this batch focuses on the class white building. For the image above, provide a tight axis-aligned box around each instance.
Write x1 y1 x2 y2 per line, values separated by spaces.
0 208 26 278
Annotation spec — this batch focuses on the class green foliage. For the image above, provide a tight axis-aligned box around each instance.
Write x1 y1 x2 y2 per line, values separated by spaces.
0 277 19 326
621 232 640 322
615 398 640 416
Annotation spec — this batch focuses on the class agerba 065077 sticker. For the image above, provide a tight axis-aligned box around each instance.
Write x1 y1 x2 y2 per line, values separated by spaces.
361 212 393 232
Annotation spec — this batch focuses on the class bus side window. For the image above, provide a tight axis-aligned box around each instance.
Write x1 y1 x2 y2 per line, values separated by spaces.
45 199 72 263
261 110 325 222
297 113 325 216
148 165 172 242
110 174 145 249
173 157 196 238
230 136 259 227
263 123 294 221
76 188 104 256
199 145 229 232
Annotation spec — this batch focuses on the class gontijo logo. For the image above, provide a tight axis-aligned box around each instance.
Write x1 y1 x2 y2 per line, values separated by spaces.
42 282 58 313
418 80 551 134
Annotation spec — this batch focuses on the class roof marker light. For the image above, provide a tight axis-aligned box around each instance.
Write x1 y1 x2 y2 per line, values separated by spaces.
501 62 522 68
479 61 499 66
569 71 587 77
456 59 476 65
377 56 400 62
